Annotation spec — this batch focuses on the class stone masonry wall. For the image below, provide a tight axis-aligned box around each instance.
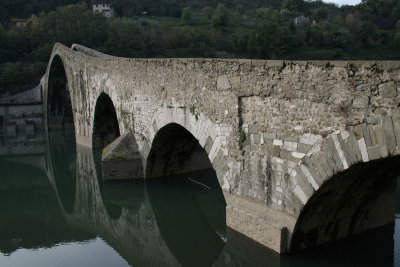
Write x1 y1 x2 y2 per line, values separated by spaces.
43 43 400 253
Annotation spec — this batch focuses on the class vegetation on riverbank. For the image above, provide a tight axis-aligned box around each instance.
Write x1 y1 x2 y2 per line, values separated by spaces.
1 0 400 95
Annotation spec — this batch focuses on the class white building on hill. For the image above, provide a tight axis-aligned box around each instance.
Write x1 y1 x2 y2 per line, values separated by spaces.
93 3 114 18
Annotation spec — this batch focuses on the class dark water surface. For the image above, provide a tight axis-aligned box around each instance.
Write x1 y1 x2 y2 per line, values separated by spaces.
0 132 399 267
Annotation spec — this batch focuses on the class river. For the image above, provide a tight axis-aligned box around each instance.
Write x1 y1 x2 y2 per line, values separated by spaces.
0 132 399 267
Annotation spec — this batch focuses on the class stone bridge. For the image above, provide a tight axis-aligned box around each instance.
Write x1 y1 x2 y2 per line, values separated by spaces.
43 43 400 253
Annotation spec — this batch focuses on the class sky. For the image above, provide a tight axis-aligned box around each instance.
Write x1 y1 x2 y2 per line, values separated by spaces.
323 0 362 6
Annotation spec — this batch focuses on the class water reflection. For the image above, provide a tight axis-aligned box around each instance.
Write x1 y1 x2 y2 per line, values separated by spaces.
0 132 399 267
395 176 400 267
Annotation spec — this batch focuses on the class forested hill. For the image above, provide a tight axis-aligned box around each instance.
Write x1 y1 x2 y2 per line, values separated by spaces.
1 0 400 95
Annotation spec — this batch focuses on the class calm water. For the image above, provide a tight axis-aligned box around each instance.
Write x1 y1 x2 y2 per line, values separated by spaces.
0 132 399 267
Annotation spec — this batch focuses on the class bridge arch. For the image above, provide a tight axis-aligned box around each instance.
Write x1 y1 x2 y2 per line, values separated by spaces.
145 120 227 266
288 118 400 251
146 123 213 178
144 106 232 190
92 92 121 149
46 54 74 132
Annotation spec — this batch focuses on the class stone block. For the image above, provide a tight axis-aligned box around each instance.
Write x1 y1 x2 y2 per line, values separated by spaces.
264 132 277 139
367 146 380 161
353 124 363 140
283 141 298 152
383 116 396 155
299 163 320 190
303 156 323 187
204 136 214 154
273 139 283 146
260 144 268 154
250 143 259 152
265 138 273 145
291 151 305 159
323 137 344 172
253 134 261 144
379 81 396 98
230 76 241 90
279 150 292 161
268 145 280 157
357 138 369 162
366 116 380 125
212 149 224 168
248 124 258 134
374 126 385 147
362 123 372 147
353 95 369 109
266 60 284 68
339 132 361 166
392 115 400 147
217 75 231 90
299 134 322 146
294 166 315 197
283 136 299 142
152 120 158 133
379 144 389 158
298 143 312 154
368 125 377 147
310 153 330 182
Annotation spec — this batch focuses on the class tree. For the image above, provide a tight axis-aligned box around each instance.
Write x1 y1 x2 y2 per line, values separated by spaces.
356 20 375 48
281 0 304 12
201 6 213 20
181 7 193 25
211 3 230 27
256 22 290 58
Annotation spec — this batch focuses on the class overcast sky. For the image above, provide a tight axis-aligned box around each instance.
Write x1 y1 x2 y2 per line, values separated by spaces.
323 0 362 6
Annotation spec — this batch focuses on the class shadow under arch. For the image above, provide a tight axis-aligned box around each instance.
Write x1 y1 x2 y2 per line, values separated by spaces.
290 155 400 251
92 92 120 149
146 123 226 267
47 55 74 132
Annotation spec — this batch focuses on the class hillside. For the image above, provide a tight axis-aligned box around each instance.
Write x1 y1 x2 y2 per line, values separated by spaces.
0 0 400 95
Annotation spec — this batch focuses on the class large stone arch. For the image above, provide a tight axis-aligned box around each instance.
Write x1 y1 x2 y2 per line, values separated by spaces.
287 114 400 250
45 54 75 132
143 105 232 190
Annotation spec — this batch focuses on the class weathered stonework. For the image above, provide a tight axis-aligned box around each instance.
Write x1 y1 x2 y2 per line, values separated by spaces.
43 43 400 253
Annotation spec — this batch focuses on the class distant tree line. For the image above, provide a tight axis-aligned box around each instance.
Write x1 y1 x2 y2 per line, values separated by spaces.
0 0 400 95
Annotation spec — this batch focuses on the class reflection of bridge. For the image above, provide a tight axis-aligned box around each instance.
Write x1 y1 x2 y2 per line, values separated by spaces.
43 134 275 267
1 132 398 266
0 133 46 170
43 43 400 253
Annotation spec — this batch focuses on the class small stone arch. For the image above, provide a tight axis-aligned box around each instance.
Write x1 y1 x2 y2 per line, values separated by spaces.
144 105 232 190
92 92 121 149
287 114 400 251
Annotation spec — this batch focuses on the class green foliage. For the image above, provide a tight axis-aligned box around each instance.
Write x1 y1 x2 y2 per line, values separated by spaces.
201 6 213 20
211 3 230 27
189 105 199 121
181 7 193 24
1 0 400 95
239 130 246 144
